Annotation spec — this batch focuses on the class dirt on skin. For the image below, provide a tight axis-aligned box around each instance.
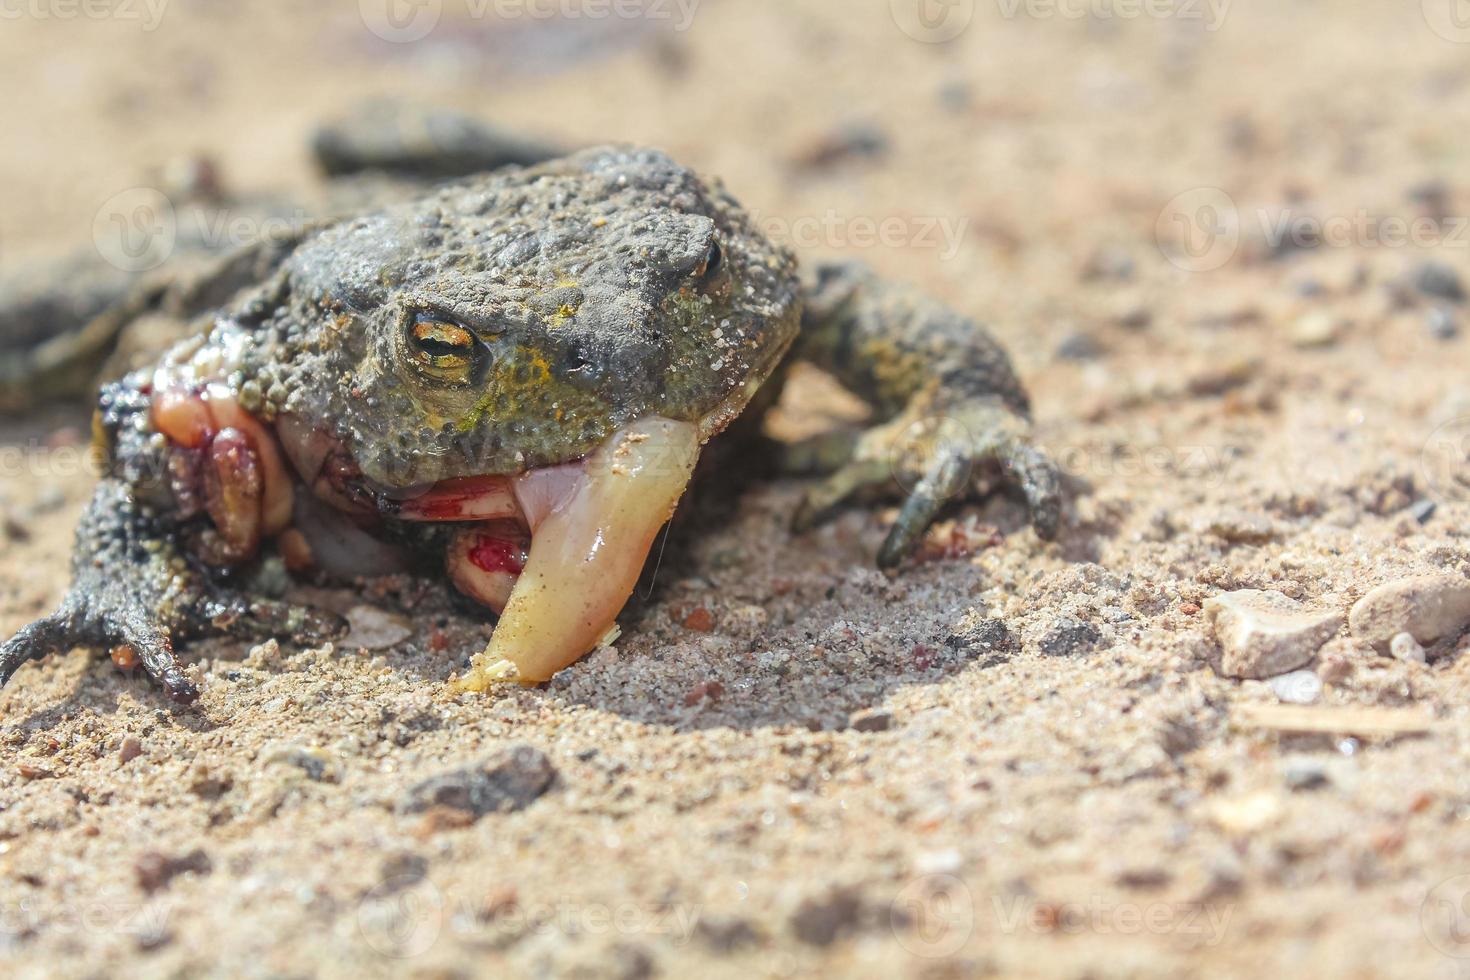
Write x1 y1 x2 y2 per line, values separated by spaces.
4 2 1470 977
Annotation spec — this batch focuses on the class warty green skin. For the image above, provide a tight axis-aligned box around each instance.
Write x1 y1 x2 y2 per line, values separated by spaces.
0 146 1061 705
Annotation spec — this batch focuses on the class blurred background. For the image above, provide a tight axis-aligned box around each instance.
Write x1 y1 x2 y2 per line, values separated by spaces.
4 1 1466 419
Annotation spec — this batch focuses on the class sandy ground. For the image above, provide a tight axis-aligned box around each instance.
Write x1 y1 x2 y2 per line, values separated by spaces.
5 1 1470 977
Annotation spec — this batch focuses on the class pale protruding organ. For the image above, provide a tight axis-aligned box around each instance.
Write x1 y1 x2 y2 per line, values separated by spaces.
155 378 702 685
461 417 701 687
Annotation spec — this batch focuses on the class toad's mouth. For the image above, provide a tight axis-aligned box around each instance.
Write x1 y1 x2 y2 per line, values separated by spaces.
156 381 704 687
377 417 701 687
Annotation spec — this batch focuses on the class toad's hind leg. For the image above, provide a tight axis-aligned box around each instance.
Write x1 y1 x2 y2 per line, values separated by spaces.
789 262 1064 568
0 480 344 705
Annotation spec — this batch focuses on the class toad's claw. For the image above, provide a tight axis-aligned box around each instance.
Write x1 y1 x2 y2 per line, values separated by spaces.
880 417 1062 567
793 402 1064 568
0 605 199 705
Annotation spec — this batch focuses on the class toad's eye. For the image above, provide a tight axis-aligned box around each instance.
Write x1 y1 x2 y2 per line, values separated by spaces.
407 314 480 383
694 238 726 286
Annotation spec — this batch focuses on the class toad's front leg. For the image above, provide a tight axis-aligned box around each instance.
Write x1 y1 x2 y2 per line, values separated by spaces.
0 480 342 704
1 378 347 705
789 262 1063 567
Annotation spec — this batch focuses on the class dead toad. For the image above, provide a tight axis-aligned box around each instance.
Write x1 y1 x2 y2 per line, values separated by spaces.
0 146 1062 703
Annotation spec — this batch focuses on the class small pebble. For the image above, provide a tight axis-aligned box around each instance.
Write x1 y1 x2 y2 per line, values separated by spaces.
1208 791 1282 834
1290 311 1341 349
1038 618 1104 657
1412 261 1466 304
344 606 413 651
937 79 974 113
1410 499 1438 524
1080 244 1135 282
1113 303 1153 331
791 122 889 171
849 709 894 733
945 617 1017 664
1389 632 1427 664
681 607 715 632
1113 866 1172 890
119 737 144 765
1283 760 1330 791
2 514 30 542
1268 670 1322 705
263 744 344 783
33 487 66 514
1427 307 1460 340
399 745 556 820
789 888 865 947
684 680 725 707
1055 332 1105 362
1201 511 1279 544
135 849 212 894
378 852 429 889
697 917 763 953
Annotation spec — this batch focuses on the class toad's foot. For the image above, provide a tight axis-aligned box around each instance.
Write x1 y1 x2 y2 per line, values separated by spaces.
0 481 345 705
790 261 1064 567
791 400 1062 568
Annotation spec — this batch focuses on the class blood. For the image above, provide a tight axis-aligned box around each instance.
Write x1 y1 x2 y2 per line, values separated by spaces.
418 493 478 521
394 475 518 522
467 534 527 576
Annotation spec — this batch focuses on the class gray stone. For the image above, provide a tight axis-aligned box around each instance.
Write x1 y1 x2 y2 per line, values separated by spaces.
1349 574 1470 652
1413 261 1466 304
400 745 556 819
1204 590 1344 679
